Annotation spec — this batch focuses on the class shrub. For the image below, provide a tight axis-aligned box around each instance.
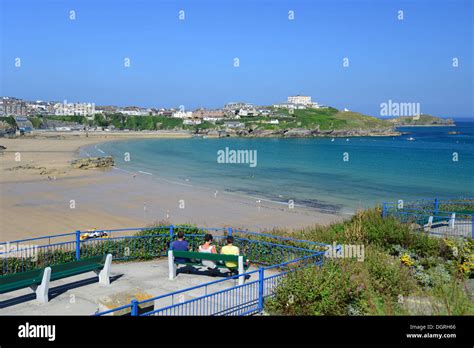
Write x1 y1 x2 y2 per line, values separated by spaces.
265 261 358 315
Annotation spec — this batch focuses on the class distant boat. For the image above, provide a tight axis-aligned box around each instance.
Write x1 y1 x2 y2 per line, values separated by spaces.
407 137 415 141
448 131 460 135
331 138 335 142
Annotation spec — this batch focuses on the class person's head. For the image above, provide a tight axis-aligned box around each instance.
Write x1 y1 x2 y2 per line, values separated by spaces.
204 233 213 243
226 236 234 245
177 231 185 240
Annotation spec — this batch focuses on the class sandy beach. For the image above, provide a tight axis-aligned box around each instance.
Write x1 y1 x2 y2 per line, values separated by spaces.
0 131 345 242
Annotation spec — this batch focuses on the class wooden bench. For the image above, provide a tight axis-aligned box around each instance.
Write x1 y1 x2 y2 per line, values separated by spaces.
0 254 112 303
168 250 249 285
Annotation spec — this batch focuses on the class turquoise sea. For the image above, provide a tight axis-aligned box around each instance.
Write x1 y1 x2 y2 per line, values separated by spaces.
85 121 474 214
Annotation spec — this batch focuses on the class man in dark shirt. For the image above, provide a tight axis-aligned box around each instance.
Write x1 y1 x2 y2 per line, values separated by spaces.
171 231 189 263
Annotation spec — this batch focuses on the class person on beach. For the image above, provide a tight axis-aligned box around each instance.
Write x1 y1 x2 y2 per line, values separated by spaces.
220 236 240 272
199 234 218 273
171 231 189 263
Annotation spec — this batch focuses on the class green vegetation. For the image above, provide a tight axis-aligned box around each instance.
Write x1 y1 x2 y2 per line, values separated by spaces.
2 116 17 128
265 209 474 315
42 114 183 130
29 117 43 129
271 107 390 130
46 115 89 125
191 121 215 130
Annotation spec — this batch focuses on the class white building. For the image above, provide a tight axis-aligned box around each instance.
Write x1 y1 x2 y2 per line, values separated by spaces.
287 95 312 105
238 108 258 117
274 95 321 109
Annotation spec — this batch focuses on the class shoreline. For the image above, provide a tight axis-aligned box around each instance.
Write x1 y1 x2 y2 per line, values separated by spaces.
0 133 346 241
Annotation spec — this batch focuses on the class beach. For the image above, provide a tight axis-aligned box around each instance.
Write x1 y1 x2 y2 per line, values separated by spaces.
0 132 344 242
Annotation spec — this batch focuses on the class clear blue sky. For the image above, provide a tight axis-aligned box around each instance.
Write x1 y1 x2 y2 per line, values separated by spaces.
1 0 472 118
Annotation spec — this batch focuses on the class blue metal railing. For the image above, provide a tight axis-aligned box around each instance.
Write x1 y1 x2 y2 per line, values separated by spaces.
382 198 474 238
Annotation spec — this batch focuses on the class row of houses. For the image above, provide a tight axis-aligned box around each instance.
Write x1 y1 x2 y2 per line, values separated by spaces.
1 95 324 121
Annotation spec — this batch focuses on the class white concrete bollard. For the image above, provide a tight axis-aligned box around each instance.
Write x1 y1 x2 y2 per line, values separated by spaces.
238 256 244 286
168 250 176 280
424 216 433 231
36 267 51 303
99 254 113 286
450 213 456 229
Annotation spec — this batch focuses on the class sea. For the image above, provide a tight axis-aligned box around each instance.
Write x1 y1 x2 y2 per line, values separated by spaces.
83 121 474 215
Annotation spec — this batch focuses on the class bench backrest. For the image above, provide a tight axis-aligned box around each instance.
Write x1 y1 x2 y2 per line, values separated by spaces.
0 268 44 286
172 250 243 262
50 255 105 280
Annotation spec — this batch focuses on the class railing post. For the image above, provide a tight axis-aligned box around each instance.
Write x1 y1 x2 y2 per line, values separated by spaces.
131 299 138 316
169 225 174 248
75 230 81 261
258 267 264 312
382 203 387 218
434 198 439 216
227 227 233 237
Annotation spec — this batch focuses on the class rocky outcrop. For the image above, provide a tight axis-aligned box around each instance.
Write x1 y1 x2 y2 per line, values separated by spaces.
71 156 114 169
200 126 401 138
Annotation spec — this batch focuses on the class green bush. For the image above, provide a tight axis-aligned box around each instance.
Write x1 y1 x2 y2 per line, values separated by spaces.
265 261 357 315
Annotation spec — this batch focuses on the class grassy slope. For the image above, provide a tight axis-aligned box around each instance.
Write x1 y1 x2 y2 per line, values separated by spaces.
265 209 474 316
271 107 391 130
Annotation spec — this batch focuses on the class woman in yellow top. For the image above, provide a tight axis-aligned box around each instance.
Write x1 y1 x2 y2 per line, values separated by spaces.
220 236 240 269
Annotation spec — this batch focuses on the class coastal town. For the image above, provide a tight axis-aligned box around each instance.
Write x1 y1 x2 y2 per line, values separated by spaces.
0 95 453 138
0 94 322 132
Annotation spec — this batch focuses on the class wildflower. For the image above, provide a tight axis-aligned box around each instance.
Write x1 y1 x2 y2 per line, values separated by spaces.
401 253 415 267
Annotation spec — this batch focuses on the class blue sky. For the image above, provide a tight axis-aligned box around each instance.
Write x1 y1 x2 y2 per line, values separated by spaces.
1 0 472 118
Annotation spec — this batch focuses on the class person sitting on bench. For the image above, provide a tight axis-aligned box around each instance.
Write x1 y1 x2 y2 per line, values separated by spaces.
199 234 218 274
220 236 240 275
171 231 189 263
